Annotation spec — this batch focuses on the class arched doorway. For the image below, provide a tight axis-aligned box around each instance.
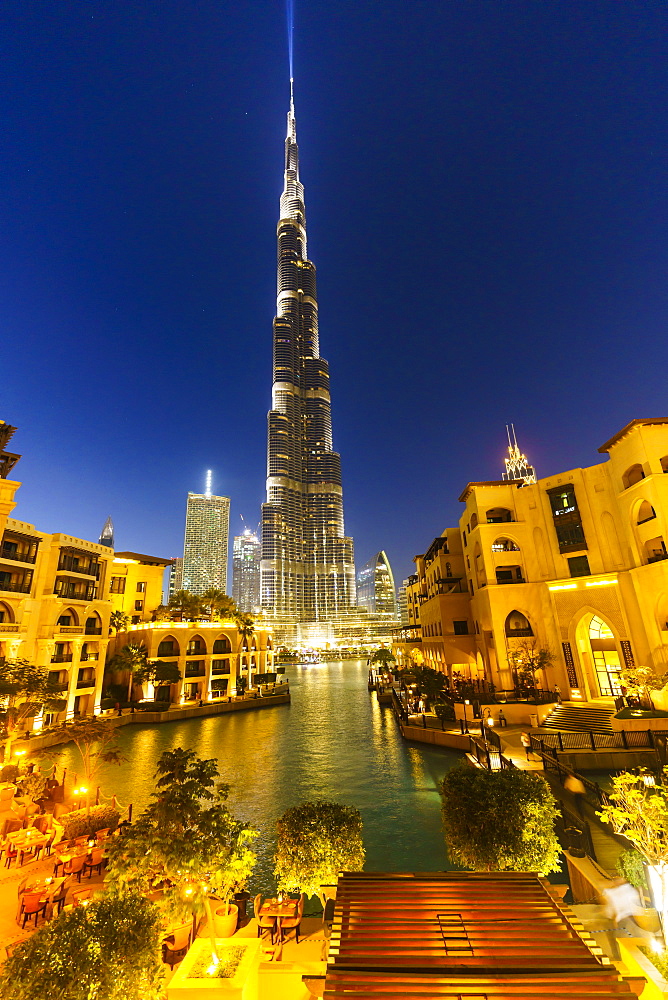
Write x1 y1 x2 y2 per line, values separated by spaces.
576 614 623 697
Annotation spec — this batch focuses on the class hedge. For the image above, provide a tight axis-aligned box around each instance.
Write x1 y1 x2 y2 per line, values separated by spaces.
61 804 120 841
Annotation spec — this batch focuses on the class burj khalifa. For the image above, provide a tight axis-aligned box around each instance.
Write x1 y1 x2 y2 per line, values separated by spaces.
260 81 356 630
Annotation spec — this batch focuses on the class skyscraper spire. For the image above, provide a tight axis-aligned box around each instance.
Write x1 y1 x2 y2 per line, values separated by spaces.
98 515 114 548
260 80 356 624
502 424 537 485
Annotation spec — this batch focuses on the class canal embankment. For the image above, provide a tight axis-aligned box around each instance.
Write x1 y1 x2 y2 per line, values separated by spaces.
11 689 291 754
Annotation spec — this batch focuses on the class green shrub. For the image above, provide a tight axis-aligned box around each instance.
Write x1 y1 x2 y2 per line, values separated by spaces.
617 847 647 891
61 804 120 840
434 702 456 723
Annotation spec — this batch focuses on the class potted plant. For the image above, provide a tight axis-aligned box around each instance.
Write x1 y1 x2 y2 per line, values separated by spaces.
211 844 256 937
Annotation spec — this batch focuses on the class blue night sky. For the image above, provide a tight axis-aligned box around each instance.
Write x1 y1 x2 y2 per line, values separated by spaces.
2 1 667 585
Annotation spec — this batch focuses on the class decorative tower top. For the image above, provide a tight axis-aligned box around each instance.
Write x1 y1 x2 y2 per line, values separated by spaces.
502 424 537 485
98 515 115 548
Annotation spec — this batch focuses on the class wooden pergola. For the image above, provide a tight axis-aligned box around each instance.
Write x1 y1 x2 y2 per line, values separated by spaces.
323 872 638 998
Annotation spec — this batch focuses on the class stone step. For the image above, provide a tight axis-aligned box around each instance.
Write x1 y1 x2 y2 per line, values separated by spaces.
541 704 615 733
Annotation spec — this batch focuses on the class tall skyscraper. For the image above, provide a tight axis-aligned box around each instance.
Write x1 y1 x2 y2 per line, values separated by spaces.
232 529 261 612
181 472 230 596
98 516 114 549
356 551 398 620
260 81 356 625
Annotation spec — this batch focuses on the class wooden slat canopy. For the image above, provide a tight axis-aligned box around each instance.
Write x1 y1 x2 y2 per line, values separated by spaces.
323 872 636 998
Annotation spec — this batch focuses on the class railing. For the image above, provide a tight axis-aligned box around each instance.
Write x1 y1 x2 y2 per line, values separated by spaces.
555 804 598 862
530 729 668 753
0 623 20 632
505 628 533 638
539 745 612 813
211 666 230 675
0 580 32 594
54 586 96 600
77 677 96 688
51 654 73 663
58 626 84 635
57 556 100 577
469 735 516 771
85 627 102 635
80 653 98 661
185 667 205 677
0 547 36 564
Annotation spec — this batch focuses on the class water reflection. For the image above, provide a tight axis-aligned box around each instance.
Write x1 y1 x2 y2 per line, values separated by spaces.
49 660 463 893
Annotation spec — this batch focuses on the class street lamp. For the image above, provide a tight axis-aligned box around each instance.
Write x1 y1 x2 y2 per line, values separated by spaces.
463 699 470 734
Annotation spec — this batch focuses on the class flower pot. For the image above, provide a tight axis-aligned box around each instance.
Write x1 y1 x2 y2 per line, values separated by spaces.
213 903 238 938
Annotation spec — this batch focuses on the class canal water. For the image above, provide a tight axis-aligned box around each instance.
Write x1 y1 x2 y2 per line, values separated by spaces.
48 660 464 895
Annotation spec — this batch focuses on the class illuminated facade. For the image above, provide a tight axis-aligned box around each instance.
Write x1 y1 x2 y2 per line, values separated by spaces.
260 82 356 626
395 419 668 700
0 430 113 723
109 551 173 625
356 551 398 620
182 488 230 597
232 530 261 613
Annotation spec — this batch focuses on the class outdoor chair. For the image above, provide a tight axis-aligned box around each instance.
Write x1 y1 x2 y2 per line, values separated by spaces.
95 827 110 842
3 842 18 868
31 815 50 834
19 842 44 866
161 923 191 969
70 885 96 907
62 854 87 883
280 894 304 943
254 893 276 941
2 817 21 838
323 897 335 932
50 880 69 917
19 890 48 928
83 848 105 878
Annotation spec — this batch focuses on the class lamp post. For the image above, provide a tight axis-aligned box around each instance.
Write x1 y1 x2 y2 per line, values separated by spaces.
463 699 470 735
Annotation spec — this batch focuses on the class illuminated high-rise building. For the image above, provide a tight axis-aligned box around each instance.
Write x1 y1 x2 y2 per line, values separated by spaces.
356 551 398 620
260 81 356 626
181 471 230 597
232 529 261 612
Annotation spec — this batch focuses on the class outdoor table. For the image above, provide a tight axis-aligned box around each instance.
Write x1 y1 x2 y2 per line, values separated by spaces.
8 830 48 864
259 898 299 943
52 845 89 875
15 876 65 922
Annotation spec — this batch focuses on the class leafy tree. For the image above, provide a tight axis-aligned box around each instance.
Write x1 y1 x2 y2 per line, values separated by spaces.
620 665 668 710
0 894 164 1000
598 767 668 927
41 716 125 815
370 648 396 671
235 674 247 697
202 588 237 621
274 800 365 904
105 748 257 960
440 764 560 873
132 659 182 698
0 659 67 757
414 666 446 707
109 610 130 636
434 702 456 727
508 640 555 690
166 590 202 622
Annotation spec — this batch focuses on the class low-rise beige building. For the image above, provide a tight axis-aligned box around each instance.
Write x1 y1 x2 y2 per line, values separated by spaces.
395 419 668 700
107 621 274 703
0 433 113 723
108 551 173 624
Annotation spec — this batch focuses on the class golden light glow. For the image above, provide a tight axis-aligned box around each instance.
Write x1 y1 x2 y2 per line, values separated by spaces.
585 579 618 587
548 583 577 591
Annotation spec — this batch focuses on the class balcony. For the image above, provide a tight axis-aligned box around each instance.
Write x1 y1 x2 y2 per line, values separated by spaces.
57 555 100 578
495 577 526 585
57 626 84 635
648 552 668 564
185 666 206 678
77 676 96 688
54 584 96 601
80 653 98 661
51 654 73 663
0 623 20 633
211 665 230 675
0 579 32 594
0 546 36 565
85 627 102 635
506 628 534 638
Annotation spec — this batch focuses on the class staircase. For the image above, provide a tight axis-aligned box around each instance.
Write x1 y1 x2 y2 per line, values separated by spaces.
541 703 614 733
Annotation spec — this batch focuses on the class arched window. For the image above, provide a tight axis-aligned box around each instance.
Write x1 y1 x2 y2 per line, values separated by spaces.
491 537 520 553
486 507 513 523
57 608 79 627
186 635 206 656
505 611 533 636
213 635 232 654
266 638 272 650
622 464 645 489
85 613 102 635
469 513 478 530
157 636 180 657
637 501 656 525
589 616 614 640
0 602 15 624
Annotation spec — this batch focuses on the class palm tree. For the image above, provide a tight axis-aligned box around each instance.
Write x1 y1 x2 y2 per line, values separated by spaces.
201 588 236 622
109 610 129 636
167 590 202 622
234 612 255 694
106 643 149 704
